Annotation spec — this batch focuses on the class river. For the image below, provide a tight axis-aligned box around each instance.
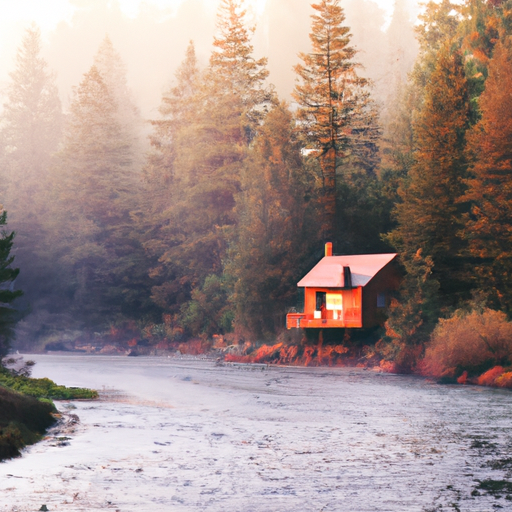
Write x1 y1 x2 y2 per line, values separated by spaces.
1 354 511 511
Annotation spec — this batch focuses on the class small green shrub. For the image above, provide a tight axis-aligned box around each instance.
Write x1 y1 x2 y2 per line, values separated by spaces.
0 386 56 460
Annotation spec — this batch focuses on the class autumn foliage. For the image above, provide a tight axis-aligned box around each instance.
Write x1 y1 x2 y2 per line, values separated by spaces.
224 341 351 366
420 309 512 379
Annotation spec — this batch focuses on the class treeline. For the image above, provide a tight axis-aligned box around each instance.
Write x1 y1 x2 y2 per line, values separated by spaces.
382 0 512 370
1 0 512 364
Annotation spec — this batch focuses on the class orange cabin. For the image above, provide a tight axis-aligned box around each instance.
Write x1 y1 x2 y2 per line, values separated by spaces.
286 243 400 330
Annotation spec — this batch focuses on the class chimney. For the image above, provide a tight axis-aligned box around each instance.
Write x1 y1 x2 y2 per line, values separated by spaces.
343 266 352 288
325 242 333 257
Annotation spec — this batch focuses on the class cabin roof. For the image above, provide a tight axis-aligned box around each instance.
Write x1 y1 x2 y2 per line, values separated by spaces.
297 253 398 288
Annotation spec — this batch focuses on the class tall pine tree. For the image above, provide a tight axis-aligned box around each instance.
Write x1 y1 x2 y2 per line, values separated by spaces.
293 0 375 243
0 25 62 325
141 41 201 316
147 0 272 335
385 43 471 349
463 37 512 312
49 41 149 328
227 103 320 339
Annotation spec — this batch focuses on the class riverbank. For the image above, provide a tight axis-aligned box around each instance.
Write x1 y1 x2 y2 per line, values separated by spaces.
0 386 55 460
0 361 98 461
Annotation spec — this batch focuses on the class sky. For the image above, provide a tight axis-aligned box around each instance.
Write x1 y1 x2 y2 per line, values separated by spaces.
0 0 417 115
0 0 399 32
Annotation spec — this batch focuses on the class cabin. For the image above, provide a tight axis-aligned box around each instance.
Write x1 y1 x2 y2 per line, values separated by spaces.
286 243 401 330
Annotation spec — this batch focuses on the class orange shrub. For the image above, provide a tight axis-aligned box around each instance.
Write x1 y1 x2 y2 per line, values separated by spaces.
477 366 504 386
178 338 211 355
457 371 468 385
495 372 512 388
380 360 397 373
420 309 512 378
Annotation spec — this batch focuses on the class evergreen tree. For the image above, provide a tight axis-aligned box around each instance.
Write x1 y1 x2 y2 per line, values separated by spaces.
463 38 512 312
381 0 463 221
93 35 145 170
386 0 418 89
379 0 418 126
227 103 320 339
148 0 272 333
141 41 201 316
293 0 376 243
386 43 471 347
0 25 62 323
0 25 62 199
50 54 148 327
143 41 199 227
0 211 22 358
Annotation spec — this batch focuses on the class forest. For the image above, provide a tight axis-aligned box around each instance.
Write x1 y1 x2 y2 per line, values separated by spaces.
1 0 512 381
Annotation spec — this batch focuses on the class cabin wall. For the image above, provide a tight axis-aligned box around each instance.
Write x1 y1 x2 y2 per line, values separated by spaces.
362 261 402 328
303 287 362 327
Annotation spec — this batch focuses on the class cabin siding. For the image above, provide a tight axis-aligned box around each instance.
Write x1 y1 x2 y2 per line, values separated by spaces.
362 261 402 328
289 286 362 329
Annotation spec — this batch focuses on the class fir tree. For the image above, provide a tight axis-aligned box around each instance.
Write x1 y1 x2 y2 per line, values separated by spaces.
0 211 22 358
386 44 471 347
50 54 148 326
0 25 62 323
93 35 145 171
142 41 201 315
463 38 512 312
0 25 62 198
227 103 319 339
293 0 376 243
148 0 272 333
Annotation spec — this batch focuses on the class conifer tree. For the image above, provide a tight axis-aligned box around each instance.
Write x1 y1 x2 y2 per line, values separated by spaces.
385 43 470 348
50 50 148 326
93 35 145 170
463 38 512 312
227 103 319 339
148 0 272 331
143 41 199 220
381 0 463 216
0 25 62 199
0 211 22 358
0 25 62 321
142 41 200 314
293 0 374 242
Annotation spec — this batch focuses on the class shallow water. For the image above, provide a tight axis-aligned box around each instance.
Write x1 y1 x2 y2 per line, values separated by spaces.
1 354 511 511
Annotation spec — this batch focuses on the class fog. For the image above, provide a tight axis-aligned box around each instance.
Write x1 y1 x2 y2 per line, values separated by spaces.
0 0 420 117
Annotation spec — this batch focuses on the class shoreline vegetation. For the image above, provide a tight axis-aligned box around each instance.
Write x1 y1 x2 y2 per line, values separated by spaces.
0 359 98 462
23 306 512 392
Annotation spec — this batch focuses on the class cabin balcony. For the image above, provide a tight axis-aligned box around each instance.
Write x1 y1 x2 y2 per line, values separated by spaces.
286 308 362 329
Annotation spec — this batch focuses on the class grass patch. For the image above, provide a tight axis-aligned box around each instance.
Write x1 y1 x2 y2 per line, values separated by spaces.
0 386 56 460
0 368 98 400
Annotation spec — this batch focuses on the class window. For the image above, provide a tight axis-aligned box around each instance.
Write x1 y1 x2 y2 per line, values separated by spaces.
377 293 386 308
316 291 326 310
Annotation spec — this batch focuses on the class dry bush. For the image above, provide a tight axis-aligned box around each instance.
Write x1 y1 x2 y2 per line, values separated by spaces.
420 309 512 378
495 372 512 388
477 366 505 386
